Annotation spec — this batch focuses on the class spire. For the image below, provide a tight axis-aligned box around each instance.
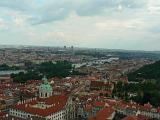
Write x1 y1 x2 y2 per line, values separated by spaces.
42 75 48 85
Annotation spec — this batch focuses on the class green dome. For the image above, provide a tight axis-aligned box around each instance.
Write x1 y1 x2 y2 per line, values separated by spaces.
39 84 52 91
39 76 53 92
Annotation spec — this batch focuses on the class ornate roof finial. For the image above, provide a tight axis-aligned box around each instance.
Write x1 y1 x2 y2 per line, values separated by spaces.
42 75 48 84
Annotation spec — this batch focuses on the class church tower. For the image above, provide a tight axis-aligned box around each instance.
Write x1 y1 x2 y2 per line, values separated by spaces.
39 76 53 98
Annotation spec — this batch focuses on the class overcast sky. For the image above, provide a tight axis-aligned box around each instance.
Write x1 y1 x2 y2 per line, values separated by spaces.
0 0 160 50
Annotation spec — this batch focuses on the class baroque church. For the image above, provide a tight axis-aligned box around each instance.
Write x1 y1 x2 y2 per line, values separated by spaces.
9 76 75 120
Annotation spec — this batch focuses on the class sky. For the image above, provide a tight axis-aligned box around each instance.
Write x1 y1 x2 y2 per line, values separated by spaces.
0 0 160 51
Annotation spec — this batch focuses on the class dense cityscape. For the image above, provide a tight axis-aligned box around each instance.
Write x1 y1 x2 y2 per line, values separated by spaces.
0 46 160 120
1 0 160 120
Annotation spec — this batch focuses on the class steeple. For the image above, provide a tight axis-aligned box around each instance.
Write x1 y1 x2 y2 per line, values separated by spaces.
42 75 48 85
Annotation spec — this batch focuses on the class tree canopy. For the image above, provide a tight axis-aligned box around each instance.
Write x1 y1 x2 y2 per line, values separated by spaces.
113 60 160 107
11 61 73 83
128 60 160 81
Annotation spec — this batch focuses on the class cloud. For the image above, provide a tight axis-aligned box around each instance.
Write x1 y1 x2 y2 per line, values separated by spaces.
75 0 147 16
149 24 160 33
0 0 160 50
147 0 160 14
95 19 146 29
120 0 147 9
47 31 66 39
0 0 32 11
0 18 8 30
29 6 71 25
0 0 149 25
0 18 5 27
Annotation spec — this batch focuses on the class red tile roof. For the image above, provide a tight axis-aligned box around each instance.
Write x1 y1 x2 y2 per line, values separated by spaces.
122 116 139 120
94 101 105 107
157 107 160 113
88 107 115 120
13 95 68 117
91 81 112 87
0 94 12 100
122 115 149 120
0 111 6 117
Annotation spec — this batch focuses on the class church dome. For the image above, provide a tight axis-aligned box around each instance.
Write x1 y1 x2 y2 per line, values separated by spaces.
39 83 53 91
39 76 53 98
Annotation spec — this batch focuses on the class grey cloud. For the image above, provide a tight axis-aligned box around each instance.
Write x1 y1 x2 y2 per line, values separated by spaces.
31 0 147 24
120 0 147 9
0 0 32 11
149 25 160 33
75 0 147 16
29 1 72 25
0 0 148 25
75 0 117 16
30 9 70 25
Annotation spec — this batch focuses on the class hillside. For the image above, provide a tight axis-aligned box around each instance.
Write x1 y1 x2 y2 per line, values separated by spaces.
124 61 160 106
128 60 160 82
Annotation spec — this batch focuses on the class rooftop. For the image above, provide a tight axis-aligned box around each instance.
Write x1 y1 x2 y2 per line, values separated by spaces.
12 94 68 117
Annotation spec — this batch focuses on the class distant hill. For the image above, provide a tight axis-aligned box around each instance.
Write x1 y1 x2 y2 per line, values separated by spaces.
128 60 160 81
75 49 160 60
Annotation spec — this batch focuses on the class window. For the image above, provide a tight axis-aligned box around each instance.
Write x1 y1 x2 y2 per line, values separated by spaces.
45 93 48 97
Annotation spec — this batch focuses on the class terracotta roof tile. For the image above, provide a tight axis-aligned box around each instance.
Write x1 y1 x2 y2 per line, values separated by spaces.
122 115 149 120
88 107 115 120
13 95 68 117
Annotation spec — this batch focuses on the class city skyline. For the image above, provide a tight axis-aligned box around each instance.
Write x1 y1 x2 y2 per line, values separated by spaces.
0 0 160 51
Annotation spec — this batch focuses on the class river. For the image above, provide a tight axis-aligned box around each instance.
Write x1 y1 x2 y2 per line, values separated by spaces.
0 70 26 75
